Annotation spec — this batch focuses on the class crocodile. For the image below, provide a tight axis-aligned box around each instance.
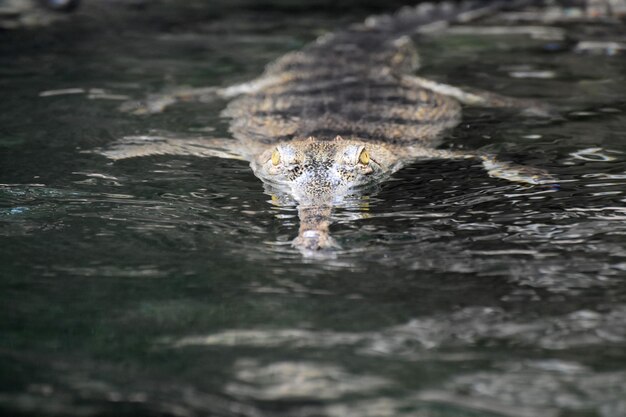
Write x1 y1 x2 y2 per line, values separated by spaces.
100 0 570 253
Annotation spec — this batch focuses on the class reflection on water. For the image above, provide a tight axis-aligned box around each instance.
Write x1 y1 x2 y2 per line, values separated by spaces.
226 359 391 401
172 306 626 352
1 1 626 416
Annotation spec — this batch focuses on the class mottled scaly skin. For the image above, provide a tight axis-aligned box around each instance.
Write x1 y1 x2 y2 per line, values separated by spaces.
104 1 562 253
221 5 472 251
223 33 460 153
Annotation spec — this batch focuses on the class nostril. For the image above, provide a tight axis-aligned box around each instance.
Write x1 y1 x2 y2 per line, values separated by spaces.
293 230 339 251
293 231 323 251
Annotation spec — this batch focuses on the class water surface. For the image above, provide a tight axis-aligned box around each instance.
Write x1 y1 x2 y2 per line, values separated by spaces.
1 2 626 416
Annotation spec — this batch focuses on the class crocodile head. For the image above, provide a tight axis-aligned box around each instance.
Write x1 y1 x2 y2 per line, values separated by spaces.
251 136 399 251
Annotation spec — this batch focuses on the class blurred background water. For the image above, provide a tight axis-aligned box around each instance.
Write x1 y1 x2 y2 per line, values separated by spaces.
1 1 625 416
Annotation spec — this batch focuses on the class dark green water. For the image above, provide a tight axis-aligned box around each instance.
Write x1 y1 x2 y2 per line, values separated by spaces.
1 2 626 416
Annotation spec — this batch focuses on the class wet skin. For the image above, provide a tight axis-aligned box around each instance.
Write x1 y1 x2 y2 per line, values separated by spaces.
101 2 558 253
252 137 402 250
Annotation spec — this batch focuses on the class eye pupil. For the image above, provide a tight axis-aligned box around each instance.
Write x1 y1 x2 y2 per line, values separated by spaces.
359 149 370 165
271 149 281 166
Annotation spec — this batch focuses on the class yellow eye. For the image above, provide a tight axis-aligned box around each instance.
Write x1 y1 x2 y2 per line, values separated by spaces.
358 148 370 165
271 149 281 166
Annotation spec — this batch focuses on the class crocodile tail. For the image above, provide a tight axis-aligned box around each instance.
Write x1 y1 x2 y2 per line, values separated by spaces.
358 0 542 35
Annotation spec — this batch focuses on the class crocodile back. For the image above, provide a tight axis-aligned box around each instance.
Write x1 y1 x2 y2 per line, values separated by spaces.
221 2 522 147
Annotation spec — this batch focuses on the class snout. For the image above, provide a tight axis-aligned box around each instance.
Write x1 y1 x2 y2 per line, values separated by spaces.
293 205 339 251
293 229 339 251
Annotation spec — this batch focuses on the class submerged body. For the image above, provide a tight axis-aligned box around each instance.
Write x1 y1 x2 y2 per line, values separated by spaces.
103 1 559 252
